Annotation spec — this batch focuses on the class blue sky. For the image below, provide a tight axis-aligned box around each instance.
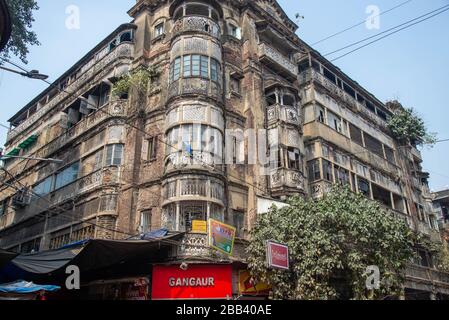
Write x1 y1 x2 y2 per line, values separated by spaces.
0 0 448 190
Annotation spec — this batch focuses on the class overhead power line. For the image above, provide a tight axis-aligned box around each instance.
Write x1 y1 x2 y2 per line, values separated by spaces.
311 0 413 46
324 4 449 57
330 5 449 62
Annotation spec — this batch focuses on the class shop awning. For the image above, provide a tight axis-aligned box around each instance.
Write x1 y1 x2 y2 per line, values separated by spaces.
0 232 183 283
0 249 18 269
0 281 60 294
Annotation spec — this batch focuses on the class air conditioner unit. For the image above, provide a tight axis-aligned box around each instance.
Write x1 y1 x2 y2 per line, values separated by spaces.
12 188 31 207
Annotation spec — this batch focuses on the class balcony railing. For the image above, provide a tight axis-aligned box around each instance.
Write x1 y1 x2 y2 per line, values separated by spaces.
267 103 301 127
300 69 387 129
6 42 134 144
175 232 247 261
162 175 225 206
168 77 222 102
406 264 449 288
258 43 297 79
172 16 221 40
0 168 120 231
37 99 127 159
270 168 305 192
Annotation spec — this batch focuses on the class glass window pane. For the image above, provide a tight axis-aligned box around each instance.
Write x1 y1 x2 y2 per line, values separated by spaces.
192 55 200 76
173 57 181 80
106 145 113 165
211 60 218 82
113 144 123 165
183 55 191 77
201 56 209 78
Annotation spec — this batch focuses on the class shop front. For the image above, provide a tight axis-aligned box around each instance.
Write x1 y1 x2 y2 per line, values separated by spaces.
152 264 233 300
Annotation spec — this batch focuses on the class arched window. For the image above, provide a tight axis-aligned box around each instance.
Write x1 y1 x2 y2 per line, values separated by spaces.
119 31 132 43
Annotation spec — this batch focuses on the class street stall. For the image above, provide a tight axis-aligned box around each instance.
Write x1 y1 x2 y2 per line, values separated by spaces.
0 280 60 300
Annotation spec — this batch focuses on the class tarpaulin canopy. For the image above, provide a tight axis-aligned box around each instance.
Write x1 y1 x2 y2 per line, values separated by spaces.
0 280 60 294
0 249 18 269
0 232 183 284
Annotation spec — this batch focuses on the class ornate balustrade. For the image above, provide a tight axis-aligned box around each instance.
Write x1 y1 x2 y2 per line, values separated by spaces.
267 103 301 127
6 42 133 143
300 69 388 129
162 175 225 205
168 78 222 102
0 168 120 231
258 43 297 79
172 16 221 40
270 168 305 192
37 100 127 159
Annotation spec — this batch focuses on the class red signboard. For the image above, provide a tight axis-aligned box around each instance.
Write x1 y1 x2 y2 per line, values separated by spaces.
266 241 289 270
152 264 233 300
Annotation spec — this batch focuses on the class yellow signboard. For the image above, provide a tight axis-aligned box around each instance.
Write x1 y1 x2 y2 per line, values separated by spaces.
192 220 207 234
238 270 271 296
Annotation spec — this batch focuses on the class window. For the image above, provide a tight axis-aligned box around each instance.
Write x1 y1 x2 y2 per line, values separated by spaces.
364 133 384 158
200 55 209 78
316 106 325 123
229 24 242 39
372 184 392 208
147 137 158 161
192 55 200 76
55 162 80 190
106 144 124 166
358 178 370 197
322 159 333 182
154 22 165 38
287 148 301 171
34 176 53 196
0 200 7 216
335 166 350 186
140 210 152 233
230 77 240 94
183 55 191 77
327 110 343 133
384 146 395 164
210 59 219 82
120 31 132 43
172 57 181 81
349 123 363 146
234 210 245 238
308 160 321 182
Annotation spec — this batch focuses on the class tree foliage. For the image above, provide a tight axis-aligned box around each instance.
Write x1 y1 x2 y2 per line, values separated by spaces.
247 186 415 300
387 103 436 146
1 0 40 64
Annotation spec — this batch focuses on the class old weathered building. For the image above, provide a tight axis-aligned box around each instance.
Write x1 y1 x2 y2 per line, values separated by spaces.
0 0 447 299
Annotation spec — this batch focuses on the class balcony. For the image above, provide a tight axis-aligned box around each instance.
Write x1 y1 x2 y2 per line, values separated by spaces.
3 100 127 179
162 175 225 207
6 42 134 144
267 103 301 127
304 121 399 175
258 43 297 80
168 78 222 102
0 167 120 231
172 16 221 40
270 168 305 194
300 69 387 129
38 99 127 159
406 264 449 295
174 232 247 261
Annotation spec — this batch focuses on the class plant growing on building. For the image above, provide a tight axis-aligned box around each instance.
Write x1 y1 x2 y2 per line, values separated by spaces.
247 186 415 300
387 101 437 147
1 0 40 64
111 65 160 99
